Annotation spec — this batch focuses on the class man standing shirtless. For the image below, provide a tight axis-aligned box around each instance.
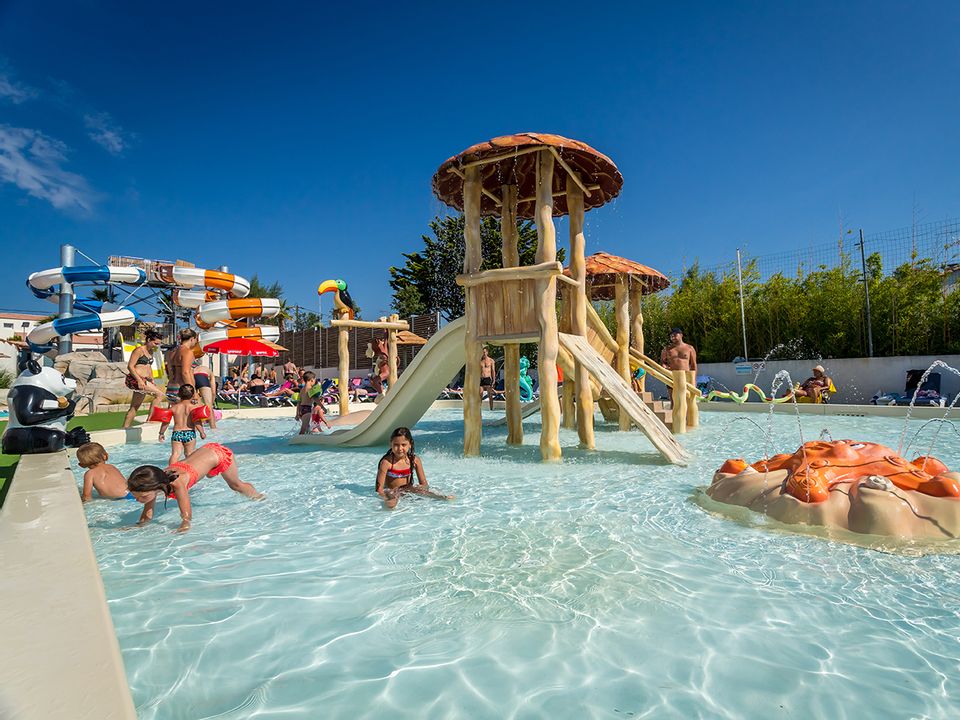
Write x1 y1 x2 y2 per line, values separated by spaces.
479 346 497 410
661 328 697 400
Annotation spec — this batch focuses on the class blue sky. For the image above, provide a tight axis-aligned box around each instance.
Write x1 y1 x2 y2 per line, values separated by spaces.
1 1 958 319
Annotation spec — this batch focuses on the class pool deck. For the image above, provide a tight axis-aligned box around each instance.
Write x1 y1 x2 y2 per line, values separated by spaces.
0 400 953 718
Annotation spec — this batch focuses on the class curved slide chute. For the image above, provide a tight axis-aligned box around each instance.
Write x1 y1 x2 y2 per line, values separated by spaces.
160 266 250 298
197 325 281 346
27 265 145 299
163 266 279 350
196 298 281 325
26 265 144 352
290 317 467 448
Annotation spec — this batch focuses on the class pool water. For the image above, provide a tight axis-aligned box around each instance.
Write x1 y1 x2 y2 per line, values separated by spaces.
84 409 960 719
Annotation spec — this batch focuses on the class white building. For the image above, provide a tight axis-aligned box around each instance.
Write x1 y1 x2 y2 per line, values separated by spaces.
0 311 44 341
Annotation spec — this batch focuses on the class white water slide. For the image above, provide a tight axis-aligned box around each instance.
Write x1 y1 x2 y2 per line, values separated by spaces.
290 317 467 448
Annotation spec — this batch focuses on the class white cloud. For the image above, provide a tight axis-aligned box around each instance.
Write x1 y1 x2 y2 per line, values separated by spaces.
0 125 95 212
0 68 38 104
84 111 133 155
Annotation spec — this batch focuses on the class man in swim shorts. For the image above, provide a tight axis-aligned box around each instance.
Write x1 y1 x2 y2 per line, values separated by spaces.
479 346 496 410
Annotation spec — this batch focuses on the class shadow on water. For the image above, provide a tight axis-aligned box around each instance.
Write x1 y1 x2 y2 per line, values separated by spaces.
333 482 373 497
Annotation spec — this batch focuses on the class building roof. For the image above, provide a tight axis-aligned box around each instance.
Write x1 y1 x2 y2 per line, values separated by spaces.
0 311 46 321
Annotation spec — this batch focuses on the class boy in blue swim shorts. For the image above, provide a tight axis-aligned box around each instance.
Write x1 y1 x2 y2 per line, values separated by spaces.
159 384 207 467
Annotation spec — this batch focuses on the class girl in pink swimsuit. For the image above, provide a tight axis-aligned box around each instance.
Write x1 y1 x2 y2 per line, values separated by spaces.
375 427 454 510
125 443 263 533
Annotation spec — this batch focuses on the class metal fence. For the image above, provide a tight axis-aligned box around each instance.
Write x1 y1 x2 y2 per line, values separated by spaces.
277 313 440 371
667 217 960 282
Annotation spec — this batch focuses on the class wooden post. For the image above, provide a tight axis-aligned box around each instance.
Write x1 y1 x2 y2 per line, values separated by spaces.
501 184 523 445
501 187 523 444
629 282 645 394
615 275 631 431
387 313 399 388
686 369 699 428
672 369 688 434
338 309 349 417
567 176 595 449
560 285 575 429
535 150 561 461
463 166 483 456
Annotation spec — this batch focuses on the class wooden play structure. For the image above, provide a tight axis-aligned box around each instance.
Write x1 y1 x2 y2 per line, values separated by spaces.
559 252 701 435
329 313 407 416
433 133 692 465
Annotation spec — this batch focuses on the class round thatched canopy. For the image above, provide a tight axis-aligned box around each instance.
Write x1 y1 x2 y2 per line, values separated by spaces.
432 133 623 219
564 252 670 300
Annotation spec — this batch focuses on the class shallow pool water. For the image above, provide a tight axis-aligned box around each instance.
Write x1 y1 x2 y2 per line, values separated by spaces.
84 409 960 719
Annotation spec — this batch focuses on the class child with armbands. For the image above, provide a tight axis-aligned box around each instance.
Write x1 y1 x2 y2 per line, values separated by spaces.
308 397 331 434
126 443 263 533
375 427 454 509
77 442 134 501
296 371 319 434
158 384 207 466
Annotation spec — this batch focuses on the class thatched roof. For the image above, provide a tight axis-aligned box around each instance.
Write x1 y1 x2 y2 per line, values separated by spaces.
396 330 427 346
564 252 670 300
432 133 623 219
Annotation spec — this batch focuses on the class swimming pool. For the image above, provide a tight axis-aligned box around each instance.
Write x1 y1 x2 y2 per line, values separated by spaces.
84 409 960 719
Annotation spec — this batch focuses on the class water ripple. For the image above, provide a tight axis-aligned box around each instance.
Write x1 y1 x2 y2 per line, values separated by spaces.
78 411 960 719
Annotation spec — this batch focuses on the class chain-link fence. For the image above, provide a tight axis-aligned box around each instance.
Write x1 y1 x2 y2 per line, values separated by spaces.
668 217 960 282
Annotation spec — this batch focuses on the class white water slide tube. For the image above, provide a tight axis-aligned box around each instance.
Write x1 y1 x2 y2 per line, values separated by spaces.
26 265 144 352
166 269 280 349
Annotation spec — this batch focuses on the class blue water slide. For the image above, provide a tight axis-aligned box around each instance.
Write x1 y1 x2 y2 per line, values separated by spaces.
25 265 145 353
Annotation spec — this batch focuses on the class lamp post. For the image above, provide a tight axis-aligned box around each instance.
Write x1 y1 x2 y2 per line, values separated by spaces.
857 229 874 357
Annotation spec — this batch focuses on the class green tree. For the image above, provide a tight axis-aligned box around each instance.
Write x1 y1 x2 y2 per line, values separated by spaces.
390 214 563 321
293 311 321 331
247 276 289 329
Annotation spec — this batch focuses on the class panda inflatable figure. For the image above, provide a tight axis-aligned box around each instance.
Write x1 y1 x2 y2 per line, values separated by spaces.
1 359 90 455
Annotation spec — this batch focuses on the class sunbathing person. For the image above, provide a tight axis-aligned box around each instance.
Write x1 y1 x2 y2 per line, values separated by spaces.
794 365 832 401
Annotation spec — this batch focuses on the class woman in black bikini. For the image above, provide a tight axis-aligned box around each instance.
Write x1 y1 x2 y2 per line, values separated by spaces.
122 329 167 428
375 427 453 509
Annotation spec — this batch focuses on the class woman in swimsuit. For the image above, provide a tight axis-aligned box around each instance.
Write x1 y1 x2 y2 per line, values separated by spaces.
375 427 453 509
122 329 167 429
190 348 218 430
126 442 263 533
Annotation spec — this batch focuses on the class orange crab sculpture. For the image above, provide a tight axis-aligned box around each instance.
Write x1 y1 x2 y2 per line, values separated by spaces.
708 440 960 541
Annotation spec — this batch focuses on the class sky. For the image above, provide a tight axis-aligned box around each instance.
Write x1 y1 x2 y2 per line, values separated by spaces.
1 1 958 320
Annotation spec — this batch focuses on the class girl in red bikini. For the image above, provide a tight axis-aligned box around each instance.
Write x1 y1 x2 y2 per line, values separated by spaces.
126 443 263 533
375 427 454 509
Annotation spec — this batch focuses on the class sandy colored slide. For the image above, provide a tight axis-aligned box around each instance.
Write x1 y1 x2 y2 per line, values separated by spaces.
558 332 692 466
291 317 466 448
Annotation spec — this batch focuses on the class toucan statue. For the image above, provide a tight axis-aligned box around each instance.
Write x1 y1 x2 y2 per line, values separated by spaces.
317 279 356 320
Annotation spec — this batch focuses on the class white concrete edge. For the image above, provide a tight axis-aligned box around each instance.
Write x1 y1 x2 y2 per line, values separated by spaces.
0 453 137 720
698 400 957 420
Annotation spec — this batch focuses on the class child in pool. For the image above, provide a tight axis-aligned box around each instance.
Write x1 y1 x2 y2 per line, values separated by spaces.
309 397 331 434
77 442 132 501
375 427 454 509
126 442 263 533
297 372 322 434
159 384 207 466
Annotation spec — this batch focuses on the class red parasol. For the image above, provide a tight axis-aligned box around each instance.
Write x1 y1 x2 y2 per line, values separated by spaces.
203 338 286 357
